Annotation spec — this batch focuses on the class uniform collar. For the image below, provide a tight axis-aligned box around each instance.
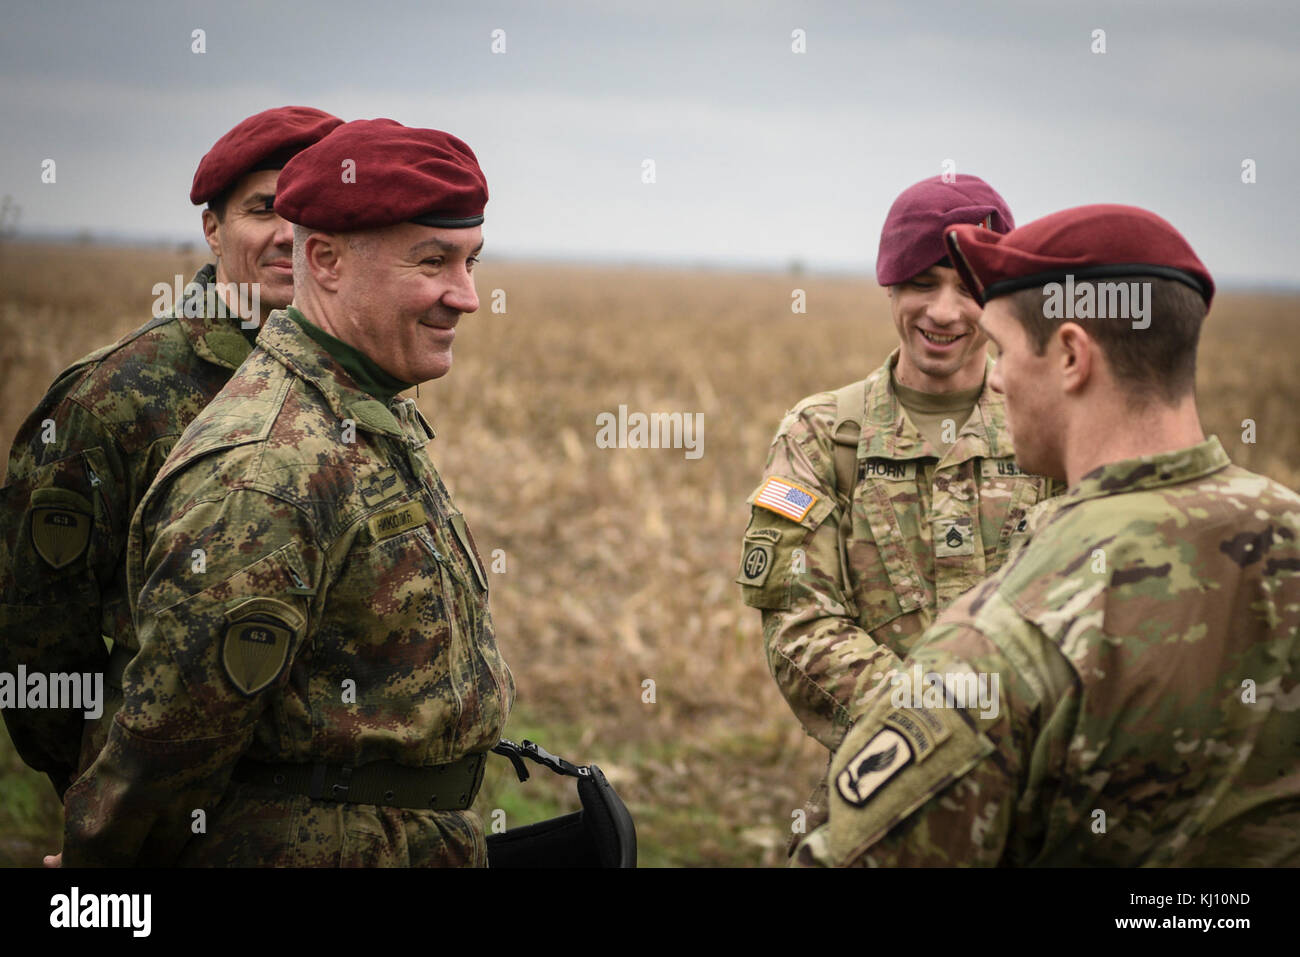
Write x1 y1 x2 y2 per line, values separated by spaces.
1062 436 1230 506
182 263 260 371
257 308 434 444
860 348 1015 463
284 306 413 405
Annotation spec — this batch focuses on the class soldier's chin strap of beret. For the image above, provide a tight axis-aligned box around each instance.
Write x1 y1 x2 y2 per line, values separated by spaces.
491 738 589 783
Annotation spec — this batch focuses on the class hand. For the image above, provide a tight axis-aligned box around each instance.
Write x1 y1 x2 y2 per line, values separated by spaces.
43 852 62 867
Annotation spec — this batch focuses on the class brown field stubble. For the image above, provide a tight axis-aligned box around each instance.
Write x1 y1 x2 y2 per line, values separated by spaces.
0 241 1297 866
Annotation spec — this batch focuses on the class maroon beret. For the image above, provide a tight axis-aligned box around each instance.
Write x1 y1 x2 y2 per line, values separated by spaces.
190 106 344 205
273 119 488 232
945 203 1214 308
877 174 1014 285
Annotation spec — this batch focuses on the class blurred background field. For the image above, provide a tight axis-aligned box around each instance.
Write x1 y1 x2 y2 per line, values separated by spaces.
1 241 1298 867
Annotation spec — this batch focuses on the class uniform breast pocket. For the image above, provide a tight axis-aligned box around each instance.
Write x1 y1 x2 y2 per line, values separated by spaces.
847 479 930 633
978 460 1050 568
1 446 116 605
321 520 456 679
314 512 474 758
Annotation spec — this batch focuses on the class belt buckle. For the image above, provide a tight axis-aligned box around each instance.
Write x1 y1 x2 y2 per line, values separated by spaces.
331 765 353 799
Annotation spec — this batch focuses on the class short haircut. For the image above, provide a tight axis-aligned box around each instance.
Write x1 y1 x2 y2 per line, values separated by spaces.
1000 276 1207 404
291 223 311 282
206 191 230 222
291 224 374 284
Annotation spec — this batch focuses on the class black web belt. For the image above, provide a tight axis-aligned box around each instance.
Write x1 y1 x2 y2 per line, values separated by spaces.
231 753 488 811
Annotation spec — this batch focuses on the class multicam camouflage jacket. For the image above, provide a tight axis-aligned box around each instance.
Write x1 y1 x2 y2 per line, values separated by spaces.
61 308 515 867
0 264 252 795
794 437 1300 867
738 350 1056 752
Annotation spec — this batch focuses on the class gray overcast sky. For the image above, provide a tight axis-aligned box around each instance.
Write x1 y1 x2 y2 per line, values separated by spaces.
2 0 1296 283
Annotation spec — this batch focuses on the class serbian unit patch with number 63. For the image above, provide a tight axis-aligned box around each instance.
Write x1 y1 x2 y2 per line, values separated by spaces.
31 505 91 569
221 597 303 696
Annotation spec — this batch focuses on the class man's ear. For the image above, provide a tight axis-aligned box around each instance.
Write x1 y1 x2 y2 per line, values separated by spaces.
303 232 345 293
1056 322 1094 395
201 209 222 260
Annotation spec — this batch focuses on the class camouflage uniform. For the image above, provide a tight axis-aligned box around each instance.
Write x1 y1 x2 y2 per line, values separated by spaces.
0 265 252 795
61 307 513 867
794 437 1300 866
738 349 1055 753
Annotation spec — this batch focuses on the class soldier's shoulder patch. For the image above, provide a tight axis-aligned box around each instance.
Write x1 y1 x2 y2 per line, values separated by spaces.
828 702 997 854
836 727 913 807
221 597 303 697
29 487 93 569
738 540 774 586
753 476 818 522
881 706 953 762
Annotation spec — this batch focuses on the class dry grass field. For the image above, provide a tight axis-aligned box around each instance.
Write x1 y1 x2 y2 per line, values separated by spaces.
0 241 1297 867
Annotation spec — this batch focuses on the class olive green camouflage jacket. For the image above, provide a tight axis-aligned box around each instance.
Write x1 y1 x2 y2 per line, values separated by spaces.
0 265 252 795
62 308 514 866
738 350 1056 751
794 438 1300 866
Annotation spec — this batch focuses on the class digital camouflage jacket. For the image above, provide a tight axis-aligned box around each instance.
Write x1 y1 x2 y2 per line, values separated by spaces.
62 308 514 866
0 264 252 795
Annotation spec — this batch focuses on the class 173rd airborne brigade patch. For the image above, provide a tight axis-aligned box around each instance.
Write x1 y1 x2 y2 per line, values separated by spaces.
221 597 304 696
835 707 954 806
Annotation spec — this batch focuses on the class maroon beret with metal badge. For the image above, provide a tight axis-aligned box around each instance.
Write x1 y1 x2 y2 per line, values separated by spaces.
944 203 1214 308
190 105 344 205
273 118 488 231
877 174 1014 286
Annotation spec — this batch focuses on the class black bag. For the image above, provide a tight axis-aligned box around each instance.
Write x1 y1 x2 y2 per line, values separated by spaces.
486 740 637 868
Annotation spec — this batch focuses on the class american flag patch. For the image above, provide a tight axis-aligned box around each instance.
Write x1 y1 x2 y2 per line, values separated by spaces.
754 477 818 522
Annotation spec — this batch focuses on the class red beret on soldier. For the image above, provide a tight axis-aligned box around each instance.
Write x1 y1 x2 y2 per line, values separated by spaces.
273 118 488 231
190 105 344 205
944 203 1215 307
877 174 1014 285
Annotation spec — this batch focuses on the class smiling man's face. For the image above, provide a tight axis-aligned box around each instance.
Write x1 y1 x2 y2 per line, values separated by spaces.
327 222 483 385
887 264 989 392
202 168 295 313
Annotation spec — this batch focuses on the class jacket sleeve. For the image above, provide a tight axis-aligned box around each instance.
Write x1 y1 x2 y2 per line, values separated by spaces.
737 401 905 752
0 395 124 796
62 483 320 866
791 612 1075 867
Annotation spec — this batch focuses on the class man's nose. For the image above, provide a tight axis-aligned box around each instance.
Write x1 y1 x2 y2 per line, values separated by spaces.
271 214 293 249
988 360 1006 394
929 284 965 325
442 263 479 314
